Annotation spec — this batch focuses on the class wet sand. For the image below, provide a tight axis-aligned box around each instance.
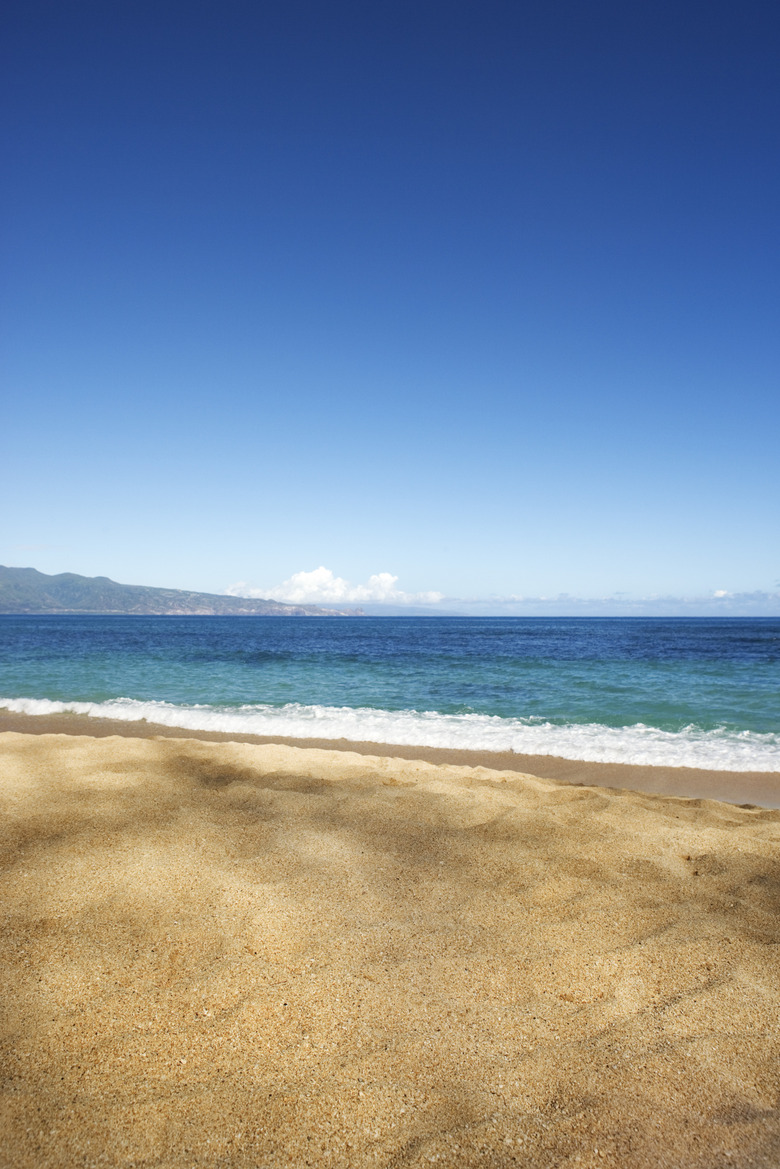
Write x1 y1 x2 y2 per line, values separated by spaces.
1 709 778 808
1 731 779 1169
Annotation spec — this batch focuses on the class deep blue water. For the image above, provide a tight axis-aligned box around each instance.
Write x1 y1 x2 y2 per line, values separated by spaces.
1 616 778 770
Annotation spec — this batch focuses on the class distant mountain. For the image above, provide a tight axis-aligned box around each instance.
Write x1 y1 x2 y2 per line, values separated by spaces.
0 566 362 616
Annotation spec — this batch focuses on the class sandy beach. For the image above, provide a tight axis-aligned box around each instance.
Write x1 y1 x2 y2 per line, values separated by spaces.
1 729 779 1168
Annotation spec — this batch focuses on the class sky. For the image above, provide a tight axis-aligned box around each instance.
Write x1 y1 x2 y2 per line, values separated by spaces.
2 1 779 614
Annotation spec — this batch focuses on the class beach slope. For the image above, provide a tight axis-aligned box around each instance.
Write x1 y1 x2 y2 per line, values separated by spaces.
1 732 779 1168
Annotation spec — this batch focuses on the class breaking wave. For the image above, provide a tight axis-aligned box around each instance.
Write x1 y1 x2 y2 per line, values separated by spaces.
2 695 779 772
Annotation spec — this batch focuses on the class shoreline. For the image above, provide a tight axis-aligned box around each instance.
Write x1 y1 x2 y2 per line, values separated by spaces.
1 707 778 807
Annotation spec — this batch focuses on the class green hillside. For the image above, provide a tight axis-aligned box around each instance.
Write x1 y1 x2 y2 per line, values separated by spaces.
0 566 360 616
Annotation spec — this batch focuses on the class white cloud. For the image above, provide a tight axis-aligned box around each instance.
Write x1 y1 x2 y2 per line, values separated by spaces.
446 590 780 616
225 567 444 606
224 574 780 615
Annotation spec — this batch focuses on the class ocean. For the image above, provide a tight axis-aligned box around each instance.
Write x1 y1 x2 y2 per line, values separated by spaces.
0 615 778 772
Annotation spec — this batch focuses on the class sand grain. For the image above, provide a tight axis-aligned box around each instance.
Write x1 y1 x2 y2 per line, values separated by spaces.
1 732 779 1168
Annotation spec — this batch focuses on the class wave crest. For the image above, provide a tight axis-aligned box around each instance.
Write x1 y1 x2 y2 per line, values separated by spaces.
1 695 778 772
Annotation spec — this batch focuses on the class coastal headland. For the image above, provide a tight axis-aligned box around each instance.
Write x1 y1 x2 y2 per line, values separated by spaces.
0 565 362 616
1 727 779 1168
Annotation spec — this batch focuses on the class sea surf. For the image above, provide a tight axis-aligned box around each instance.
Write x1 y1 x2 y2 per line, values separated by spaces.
1 615 778 772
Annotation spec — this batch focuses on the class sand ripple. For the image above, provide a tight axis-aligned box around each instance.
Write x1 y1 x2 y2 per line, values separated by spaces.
1 733 779 1168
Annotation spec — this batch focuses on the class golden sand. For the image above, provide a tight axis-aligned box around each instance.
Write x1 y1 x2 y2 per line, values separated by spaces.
1 731 779 1168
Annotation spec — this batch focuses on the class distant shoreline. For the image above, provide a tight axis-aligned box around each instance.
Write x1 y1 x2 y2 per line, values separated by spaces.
0 565 361 616
3 611 779 619
2 708 778 807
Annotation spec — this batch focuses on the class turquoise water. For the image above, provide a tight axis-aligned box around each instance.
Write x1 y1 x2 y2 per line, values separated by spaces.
1 615 778 770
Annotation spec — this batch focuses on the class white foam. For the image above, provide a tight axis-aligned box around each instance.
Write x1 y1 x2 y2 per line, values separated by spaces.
1 695 778 772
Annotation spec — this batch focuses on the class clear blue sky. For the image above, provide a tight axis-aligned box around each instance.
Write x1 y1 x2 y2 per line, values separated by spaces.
2 1 778 613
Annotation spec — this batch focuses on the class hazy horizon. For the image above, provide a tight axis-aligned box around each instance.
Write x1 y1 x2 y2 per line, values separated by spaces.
2 561 778 617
